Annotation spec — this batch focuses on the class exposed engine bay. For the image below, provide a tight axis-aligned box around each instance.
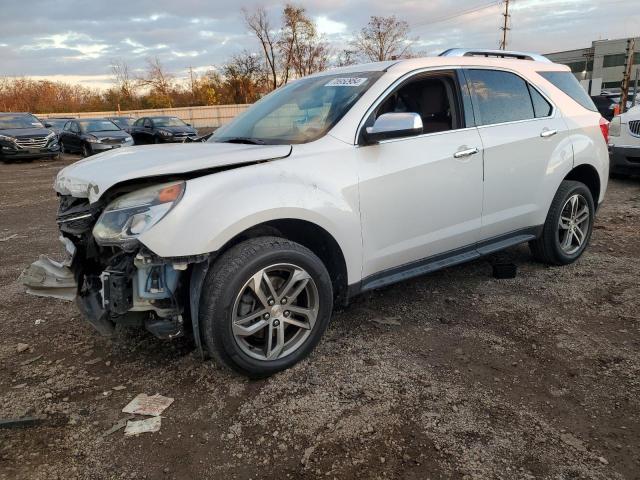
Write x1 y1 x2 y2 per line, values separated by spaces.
22 188 206 341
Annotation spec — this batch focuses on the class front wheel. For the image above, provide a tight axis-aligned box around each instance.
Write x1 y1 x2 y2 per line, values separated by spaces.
200 237 333 378
82 143 92 158
529 180 595 265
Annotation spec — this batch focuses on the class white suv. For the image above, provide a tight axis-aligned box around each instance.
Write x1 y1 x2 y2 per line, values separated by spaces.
23 49 609 377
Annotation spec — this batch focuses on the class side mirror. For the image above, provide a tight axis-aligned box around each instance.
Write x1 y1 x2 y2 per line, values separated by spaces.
44 123 52 128
185 122 191 127
364 112 423 144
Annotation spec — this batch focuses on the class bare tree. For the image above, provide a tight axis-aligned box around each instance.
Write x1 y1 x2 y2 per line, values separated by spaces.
336 49 358 67
110 59 137 110
243 7 280 90
137 57 174 108
351 16 415 62
222 51 266 104
280 4 330 78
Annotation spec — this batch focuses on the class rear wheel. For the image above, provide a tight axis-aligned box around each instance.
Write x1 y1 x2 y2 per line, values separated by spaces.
200 237 333 378
529 180 594 265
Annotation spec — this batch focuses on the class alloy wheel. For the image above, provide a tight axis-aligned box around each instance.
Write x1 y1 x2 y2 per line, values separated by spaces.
231 263 319 361
558 193 590 255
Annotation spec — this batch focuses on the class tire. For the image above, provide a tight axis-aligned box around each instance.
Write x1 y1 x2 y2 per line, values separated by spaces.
82 143 91 158
59 142 65 154
529 180 595 265
200 236 333 378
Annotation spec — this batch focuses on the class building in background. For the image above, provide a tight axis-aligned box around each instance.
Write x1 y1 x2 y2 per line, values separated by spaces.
546 37 640 94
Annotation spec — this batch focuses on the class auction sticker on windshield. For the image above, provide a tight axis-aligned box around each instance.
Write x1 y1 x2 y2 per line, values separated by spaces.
325 77 368 87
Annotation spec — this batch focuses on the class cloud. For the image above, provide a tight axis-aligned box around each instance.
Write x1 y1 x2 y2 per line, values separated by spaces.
1 0 638 89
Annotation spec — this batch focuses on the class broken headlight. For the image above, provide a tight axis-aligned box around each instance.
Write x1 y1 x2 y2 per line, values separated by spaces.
93 181 185 249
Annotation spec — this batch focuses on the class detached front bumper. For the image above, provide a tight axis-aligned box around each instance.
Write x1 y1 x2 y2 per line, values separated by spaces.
609 145 640 174
20 256 77 301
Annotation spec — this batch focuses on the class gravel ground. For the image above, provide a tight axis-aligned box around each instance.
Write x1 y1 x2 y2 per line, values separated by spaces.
1 155 639 480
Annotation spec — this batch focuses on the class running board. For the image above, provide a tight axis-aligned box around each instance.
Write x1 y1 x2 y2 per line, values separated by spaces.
354 227 541 295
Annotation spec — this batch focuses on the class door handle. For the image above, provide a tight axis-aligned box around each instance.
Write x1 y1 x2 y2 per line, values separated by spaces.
540 129 558 138
453 147 479 159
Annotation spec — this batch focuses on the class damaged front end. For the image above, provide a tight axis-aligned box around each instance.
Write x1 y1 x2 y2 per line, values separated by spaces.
22 181 205 340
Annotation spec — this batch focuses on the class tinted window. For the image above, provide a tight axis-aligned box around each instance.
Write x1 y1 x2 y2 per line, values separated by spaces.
78 120 120 132
152 117 187 127
538 71 597 112
133 118 143 126
0 114 44 129
466 70 534 125
528 85 552 118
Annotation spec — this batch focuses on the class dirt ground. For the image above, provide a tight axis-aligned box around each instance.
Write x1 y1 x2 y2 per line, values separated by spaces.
1 154 639 480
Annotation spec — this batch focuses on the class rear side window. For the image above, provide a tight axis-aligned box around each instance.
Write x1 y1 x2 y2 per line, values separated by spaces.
538 71 597 112
466 69 535 125
529 85 553 118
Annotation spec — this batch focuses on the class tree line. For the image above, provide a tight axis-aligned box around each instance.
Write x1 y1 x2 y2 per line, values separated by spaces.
0 6 418 114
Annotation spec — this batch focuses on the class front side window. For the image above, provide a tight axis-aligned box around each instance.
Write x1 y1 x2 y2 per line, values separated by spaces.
466 69 535 126
211 71 383 145
373 73 462 134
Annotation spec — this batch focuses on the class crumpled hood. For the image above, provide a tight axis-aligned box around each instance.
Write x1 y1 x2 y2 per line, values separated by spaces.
55 142 292 203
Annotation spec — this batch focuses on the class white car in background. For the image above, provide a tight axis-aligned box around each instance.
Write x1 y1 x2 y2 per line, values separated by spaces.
23 49 609 377
609 105 640 176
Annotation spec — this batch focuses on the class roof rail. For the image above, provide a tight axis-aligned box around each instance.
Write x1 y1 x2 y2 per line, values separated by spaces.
439 48 552 63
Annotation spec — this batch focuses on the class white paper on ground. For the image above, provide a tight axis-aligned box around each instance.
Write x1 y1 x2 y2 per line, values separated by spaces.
124 416 161 436
122 393 174 417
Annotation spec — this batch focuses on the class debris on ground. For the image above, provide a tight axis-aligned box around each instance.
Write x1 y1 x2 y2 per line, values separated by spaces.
124 417 162 436
84 357 102 365
20 355 43 366
370 316 401 326
0 417 46 429
16 343 29 353
102 416 133 437
0 233 18 242
122 393 174 417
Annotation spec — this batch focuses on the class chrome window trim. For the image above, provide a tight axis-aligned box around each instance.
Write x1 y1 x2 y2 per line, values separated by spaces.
355 65 558 145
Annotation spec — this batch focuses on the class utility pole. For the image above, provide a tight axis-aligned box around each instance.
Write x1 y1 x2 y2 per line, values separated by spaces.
620 38 635 113
499 0 511 50
187 65 196 106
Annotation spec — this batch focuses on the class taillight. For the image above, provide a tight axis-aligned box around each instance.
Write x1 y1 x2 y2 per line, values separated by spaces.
599 117 609 144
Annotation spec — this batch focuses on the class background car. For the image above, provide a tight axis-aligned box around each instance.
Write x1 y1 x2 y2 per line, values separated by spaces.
590 95 617 120
58 118 134 157
42 117 76 138
130 116 198 144
0 112 59 162
609 105 640 177
106 116 136 134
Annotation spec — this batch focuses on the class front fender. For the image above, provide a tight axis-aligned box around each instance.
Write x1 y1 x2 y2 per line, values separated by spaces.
139 149 362 283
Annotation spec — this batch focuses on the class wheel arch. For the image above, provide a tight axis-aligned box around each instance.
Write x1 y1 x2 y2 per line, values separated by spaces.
563 163 601 207
215 219 350 306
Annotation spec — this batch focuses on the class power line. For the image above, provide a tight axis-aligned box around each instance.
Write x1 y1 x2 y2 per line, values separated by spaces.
411 1 502 31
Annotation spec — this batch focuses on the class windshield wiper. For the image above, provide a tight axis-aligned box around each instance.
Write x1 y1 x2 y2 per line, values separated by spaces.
220 137 266 145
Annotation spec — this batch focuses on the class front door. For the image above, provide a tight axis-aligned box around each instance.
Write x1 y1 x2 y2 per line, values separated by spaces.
357 71 484 281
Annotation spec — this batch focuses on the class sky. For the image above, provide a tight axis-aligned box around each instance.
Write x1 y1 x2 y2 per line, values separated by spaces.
1 0 639 90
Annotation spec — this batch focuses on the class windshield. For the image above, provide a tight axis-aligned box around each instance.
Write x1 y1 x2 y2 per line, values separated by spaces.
110 117 134 127
46 119 70 128
0 114 44 130
153 117 187 127
79 120 121 133
211 71 383 144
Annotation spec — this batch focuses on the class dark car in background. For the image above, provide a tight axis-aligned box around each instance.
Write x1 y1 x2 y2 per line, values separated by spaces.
42 117 76 138
130 116 197 144
58 118 134 157
106 116 136 133
0 113 60 162
591 95 617 120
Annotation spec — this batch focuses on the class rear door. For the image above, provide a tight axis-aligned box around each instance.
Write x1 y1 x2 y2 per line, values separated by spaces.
464 68 573 241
